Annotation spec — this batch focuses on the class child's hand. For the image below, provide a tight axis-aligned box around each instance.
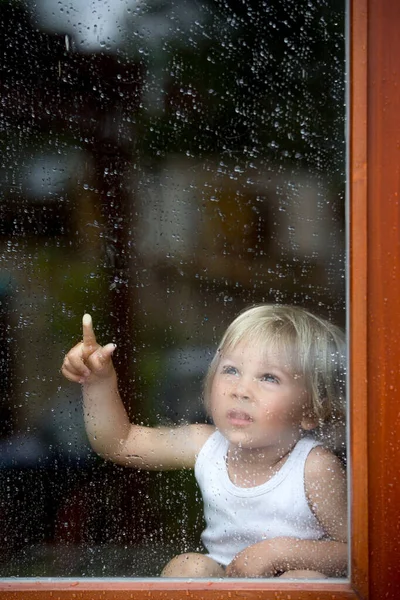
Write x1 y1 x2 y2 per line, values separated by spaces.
225 540 277 578
61 314 116 384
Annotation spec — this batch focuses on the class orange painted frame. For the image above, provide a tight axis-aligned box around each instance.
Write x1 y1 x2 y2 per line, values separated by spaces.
1 0 399 598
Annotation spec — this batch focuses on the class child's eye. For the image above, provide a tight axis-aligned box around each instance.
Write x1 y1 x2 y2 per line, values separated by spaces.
261 373 279 384
222 365 238 376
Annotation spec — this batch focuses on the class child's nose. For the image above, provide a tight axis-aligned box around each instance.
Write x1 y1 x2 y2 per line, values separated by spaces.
234 378 253 400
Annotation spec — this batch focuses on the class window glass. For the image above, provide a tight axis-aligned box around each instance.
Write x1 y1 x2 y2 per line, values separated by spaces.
0 0 345 577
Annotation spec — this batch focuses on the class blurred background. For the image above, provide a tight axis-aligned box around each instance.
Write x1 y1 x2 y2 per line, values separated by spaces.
0 0 345 577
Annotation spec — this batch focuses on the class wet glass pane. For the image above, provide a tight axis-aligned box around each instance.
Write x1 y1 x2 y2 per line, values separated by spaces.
0 0 346 578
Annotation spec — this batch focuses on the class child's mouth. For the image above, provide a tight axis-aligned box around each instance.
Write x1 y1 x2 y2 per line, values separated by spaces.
227 409 253 426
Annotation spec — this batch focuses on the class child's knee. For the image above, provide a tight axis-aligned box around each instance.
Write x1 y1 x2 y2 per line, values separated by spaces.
161 553 224 578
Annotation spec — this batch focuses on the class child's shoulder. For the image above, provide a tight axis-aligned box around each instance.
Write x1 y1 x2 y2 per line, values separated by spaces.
304 444 346 492
305 444 345 475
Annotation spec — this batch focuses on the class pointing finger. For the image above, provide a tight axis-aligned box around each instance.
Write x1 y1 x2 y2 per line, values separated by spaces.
82 313 98 359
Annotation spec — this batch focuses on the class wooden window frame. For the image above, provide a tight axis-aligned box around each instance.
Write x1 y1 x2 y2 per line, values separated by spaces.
1 0 399 598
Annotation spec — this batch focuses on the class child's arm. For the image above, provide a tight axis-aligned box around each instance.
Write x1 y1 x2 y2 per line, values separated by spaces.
61 314 213 470
225 447 347 578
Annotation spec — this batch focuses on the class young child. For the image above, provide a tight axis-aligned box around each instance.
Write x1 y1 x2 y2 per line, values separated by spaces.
61 304 347 579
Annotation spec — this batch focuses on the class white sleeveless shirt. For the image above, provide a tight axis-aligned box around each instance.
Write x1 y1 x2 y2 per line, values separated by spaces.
195 430 326 566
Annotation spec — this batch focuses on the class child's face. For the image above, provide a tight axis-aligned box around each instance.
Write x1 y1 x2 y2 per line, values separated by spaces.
209 339 312 451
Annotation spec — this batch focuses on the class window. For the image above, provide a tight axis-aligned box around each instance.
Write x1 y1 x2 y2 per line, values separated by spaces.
0 0 399 598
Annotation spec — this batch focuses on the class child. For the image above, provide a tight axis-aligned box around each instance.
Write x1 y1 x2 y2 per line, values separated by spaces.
61 304 347 579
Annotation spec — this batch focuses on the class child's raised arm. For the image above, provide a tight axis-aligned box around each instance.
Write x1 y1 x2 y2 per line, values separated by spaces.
61 315 213 470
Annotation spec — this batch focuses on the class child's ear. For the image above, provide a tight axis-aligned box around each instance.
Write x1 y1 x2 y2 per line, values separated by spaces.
301 410 318 431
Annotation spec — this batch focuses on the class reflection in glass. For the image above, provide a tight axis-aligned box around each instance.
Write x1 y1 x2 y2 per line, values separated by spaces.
0 0 345 577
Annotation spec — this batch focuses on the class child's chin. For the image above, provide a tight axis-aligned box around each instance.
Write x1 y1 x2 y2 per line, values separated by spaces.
226 431 261 448
226 430 281 450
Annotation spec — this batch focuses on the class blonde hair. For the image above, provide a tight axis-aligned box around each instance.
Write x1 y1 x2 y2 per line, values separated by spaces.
203 304 346 445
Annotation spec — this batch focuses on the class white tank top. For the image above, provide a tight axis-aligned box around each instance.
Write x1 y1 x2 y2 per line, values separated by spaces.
195 430 326 566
